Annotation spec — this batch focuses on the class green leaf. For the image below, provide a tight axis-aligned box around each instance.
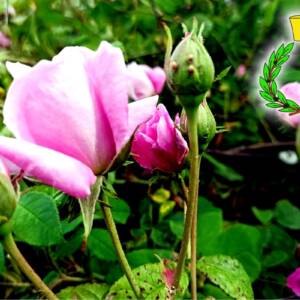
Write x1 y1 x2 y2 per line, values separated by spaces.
275 43 284 59
106 263 189 299
159 201 175 218
259 77 269 92
202 283 233 299
203 223 263 281
98 196 131 224
12 192 63 246
274 200 300 229
279 107 296 113
79 177 103 241
271 81 277 95
263 250 288 268
169 212 184 239
150 187 170 204
197 255 254 300
259 91 274 102
198 210 223 255
271 67 281 80
287 99 300 108
235 252 261 282
266 103 282 108
263 63 269 80
203 153 244 182
277 55 289 65
252 207 274 224
277 91 287 104
261 225 297 258
0 243 4 274
269 51 275 68
215 66 232 81
57 283 109 300
127 249 173 268
151 223 174 248
284 42 294 55
87 229 117 261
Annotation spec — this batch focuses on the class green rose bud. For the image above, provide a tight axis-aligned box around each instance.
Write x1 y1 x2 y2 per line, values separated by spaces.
180 100 216 152
0 173 17 227
197 100 216 152
165 20 215 109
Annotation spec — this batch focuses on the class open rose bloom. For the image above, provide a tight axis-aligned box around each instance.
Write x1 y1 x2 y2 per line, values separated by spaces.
0 41 158 198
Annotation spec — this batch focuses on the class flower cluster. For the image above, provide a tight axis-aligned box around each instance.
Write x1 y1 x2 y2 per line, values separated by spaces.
0 41 188 198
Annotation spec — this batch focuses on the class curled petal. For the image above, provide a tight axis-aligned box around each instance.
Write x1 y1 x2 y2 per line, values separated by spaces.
0 137 96 198
127 96 158 139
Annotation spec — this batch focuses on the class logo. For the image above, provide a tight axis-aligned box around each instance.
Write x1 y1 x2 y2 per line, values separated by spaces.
258 16 300 115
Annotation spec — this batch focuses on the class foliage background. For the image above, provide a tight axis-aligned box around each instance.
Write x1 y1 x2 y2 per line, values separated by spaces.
1 0 300 298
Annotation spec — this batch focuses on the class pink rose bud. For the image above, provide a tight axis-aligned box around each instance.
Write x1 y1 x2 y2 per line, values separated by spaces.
287 267 300 297
127 62 166 100
131 104 189 173
0 32 11 48
277 82 300 127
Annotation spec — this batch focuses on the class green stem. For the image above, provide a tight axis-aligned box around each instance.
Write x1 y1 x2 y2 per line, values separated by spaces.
172 108 200 295
101 194 141 298
3 233 58 300
191 155 202 300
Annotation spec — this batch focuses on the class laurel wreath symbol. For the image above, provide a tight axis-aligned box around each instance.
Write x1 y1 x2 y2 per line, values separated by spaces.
259 42 300 114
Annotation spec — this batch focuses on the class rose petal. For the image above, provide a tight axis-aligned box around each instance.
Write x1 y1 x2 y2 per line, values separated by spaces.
127 62 156 100
85 41 129 153
144 66 166 94
0 137 96 198
127 95 158 139
6 62 31 78
287 267 300 297
4 47 115 173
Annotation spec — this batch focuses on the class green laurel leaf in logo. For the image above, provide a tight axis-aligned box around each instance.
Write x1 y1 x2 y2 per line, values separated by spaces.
258 42 300 114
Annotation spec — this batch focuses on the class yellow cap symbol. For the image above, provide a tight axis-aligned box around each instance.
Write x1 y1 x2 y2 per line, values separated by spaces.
290 16 300 41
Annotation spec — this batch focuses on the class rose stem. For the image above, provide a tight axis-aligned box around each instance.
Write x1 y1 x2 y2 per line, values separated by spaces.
3 233 58 300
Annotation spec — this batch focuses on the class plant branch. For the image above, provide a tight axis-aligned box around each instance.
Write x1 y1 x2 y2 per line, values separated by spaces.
3 234 58 300
101 193 141 298
190 154 202 300
172 108 200 297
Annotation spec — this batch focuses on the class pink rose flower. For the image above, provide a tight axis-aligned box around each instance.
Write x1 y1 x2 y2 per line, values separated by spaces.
277 82 300 127
0 41 158 198
127 62 166 100
131 104 188 173
287 267 300 297
0 32 11 48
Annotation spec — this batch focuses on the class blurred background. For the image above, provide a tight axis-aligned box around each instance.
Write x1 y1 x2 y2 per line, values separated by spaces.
1 0 300 299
